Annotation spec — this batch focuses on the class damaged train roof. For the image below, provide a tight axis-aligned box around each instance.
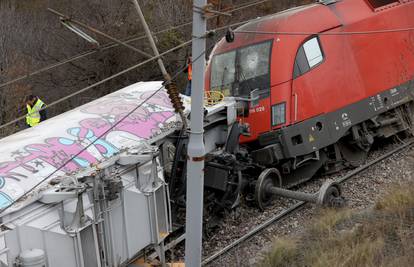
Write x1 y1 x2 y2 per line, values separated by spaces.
0 81 182 215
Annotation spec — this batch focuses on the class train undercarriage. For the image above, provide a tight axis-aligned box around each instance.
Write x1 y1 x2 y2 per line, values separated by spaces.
164 81 414 228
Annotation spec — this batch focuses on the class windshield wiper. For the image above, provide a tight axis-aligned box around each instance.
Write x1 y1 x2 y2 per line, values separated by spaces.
221 66 228 92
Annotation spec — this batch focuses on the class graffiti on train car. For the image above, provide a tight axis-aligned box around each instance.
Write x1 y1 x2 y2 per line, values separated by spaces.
0 87 176 209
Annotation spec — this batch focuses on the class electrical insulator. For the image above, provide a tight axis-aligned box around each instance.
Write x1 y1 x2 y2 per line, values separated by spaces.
164 81 187 128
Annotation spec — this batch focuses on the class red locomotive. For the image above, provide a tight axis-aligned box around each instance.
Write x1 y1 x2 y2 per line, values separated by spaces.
200 0 414 208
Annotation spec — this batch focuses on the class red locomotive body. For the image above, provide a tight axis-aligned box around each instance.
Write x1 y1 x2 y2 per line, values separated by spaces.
206 0 414 185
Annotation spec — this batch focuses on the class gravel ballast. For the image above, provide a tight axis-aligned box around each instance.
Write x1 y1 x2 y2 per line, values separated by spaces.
202 140 414 266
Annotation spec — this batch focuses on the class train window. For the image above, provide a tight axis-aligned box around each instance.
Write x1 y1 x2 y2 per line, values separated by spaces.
272 102 286 126
211 40 272 99
210 51 236 96
238 42 271 81
293 37 324 78
303 38 323 67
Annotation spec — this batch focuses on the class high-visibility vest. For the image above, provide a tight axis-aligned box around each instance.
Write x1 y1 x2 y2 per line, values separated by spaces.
188 63 192 81
26 98 45 127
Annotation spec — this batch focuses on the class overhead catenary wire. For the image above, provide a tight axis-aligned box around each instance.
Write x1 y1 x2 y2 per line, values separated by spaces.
0 39 190 131
0 24 190 90
0 40 214 215
0 17 254 131
0 0 271 90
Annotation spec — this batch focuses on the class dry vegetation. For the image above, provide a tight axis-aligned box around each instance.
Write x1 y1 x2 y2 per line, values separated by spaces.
260 180 414 267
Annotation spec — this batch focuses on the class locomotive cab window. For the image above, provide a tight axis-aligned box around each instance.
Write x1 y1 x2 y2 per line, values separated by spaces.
211 40 272 99
293 37 324 78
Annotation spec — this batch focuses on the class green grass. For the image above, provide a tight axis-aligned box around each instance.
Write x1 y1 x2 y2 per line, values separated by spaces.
259 181 414 267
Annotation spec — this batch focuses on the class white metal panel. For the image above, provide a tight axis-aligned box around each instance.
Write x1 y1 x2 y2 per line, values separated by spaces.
107 198 129 262
123 186 152 256
17 226 44 252
43 230 78 267
5 229 20 265
0 234 7 266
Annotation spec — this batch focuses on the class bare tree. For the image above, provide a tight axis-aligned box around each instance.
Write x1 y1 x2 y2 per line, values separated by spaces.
0 0 311 137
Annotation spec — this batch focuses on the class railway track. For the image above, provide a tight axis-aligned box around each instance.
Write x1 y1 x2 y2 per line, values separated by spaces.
201 139 414 266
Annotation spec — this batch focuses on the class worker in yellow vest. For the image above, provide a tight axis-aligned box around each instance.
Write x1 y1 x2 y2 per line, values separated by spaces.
184 56 192 96
25 95 47 127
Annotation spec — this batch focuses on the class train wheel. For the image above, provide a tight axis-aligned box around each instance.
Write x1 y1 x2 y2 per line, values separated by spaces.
317 180 344 207
337 140 368 168
255 168 282 211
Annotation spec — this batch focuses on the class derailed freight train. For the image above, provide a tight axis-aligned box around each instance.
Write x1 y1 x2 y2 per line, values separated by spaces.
0 0 413 266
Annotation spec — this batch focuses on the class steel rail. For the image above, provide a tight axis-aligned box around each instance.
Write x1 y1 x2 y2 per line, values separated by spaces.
201 139 414 265
336 140 414 183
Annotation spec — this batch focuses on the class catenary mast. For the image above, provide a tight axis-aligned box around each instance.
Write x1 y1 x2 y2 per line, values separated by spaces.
185 0 207 266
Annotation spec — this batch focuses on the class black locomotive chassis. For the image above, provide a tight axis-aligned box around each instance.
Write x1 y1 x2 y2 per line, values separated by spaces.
176 80 414 209
255 80 414 163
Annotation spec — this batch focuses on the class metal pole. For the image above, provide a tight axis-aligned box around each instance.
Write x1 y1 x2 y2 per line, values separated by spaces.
185 0 206 266
130 0 171 81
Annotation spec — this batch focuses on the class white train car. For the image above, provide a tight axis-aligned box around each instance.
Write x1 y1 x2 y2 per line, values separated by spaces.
0 81 179 266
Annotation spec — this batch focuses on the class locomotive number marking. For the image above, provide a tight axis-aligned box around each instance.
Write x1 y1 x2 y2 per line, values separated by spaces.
250 106 265 113
341 112 352 127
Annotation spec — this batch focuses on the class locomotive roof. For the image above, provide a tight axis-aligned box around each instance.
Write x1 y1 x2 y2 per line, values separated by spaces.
210 3 344 55
236 3 342 34
236 0 412 33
